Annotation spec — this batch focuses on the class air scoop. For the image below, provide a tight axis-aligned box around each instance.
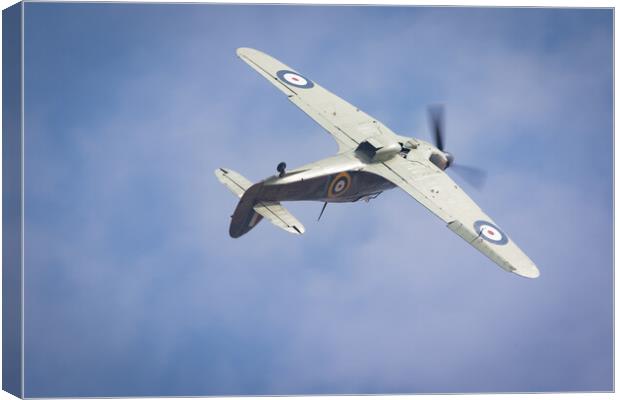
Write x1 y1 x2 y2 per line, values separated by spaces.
356 136 401 162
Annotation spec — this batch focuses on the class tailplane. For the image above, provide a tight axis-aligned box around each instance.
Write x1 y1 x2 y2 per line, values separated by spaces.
214 168 305 238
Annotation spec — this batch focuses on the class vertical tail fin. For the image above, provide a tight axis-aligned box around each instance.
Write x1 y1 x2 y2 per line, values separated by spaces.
214 168 305 238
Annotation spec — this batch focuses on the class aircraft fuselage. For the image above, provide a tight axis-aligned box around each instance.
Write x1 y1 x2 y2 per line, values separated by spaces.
256 152 396 203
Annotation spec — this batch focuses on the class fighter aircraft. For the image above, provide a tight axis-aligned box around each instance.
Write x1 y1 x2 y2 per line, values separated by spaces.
215 47 540 279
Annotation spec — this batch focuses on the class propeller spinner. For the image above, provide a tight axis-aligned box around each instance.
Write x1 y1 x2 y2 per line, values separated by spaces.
427 105 486 189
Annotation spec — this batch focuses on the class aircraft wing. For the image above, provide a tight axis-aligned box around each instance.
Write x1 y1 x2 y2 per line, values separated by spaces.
363 156 540 279
237 47 396 153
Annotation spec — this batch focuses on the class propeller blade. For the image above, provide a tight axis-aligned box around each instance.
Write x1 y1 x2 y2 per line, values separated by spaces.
426 104 485 189
451 164 487 190
428 104 445 151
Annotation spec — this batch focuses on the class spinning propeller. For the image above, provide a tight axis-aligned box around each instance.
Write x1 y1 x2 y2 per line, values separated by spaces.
428 105 487 189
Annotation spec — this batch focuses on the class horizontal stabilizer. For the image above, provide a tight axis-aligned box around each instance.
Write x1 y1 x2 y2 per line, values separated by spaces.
215 168 305 236
254 201 305 235
215 168 252 198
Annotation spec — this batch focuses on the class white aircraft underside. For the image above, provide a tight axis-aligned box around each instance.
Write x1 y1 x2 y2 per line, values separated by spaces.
215 47 540 279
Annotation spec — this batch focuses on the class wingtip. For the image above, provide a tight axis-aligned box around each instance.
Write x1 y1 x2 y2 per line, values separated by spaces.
236 47 256 58
514 265 540 279
287 224 305 235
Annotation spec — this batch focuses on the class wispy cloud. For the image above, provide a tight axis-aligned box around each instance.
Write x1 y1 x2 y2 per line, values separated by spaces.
23 4 612 396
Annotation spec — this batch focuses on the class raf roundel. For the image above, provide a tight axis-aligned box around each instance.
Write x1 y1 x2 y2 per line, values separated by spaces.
328 172 352 197
276 70 314 89
473 220 509 245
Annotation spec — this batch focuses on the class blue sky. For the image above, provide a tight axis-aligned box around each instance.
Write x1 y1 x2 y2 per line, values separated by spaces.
22 4 612 397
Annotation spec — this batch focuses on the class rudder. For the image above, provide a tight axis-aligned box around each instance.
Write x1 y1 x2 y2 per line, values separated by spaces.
229 182 264 238
215 168 305 238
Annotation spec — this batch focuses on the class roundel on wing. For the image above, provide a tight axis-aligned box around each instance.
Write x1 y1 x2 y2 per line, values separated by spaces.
328 172 352 198
276 70 314 89
473 220 509 245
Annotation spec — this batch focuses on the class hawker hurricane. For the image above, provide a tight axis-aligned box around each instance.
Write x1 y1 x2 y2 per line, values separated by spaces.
215 48 540 279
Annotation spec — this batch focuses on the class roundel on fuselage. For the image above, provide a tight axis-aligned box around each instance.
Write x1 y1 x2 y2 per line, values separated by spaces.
328 172 352 198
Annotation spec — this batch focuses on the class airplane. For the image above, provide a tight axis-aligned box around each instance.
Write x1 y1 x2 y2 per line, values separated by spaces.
215 47 540 279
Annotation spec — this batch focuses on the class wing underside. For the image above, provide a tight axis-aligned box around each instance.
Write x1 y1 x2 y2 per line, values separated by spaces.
364 156 539 279
237 47 398 153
